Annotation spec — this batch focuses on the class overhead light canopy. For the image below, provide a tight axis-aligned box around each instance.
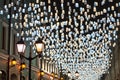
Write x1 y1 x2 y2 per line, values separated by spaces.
16 38 26 54
1 0 120 79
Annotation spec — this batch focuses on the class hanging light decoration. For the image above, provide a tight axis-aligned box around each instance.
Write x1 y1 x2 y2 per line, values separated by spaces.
0 0 120 80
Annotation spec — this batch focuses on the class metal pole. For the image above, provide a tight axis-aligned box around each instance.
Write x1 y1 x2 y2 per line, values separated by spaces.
40 58 42 80
7 0 11 80
60 63 62 80
20 0 24 79
29 46 32 80
20 54 22 80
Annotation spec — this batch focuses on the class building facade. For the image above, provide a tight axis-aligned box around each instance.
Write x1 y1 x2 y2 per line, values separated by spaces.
100 30 120 80
0 0 59 80
0 17 59 80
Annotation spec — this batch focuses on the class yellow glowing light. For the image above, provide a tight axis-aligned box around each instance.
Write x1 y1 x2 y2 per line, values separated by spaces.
41 71 44 76
21 63 26 69
11 59 17 66
61 77 64 80
55 74 58 77
51 72 54 77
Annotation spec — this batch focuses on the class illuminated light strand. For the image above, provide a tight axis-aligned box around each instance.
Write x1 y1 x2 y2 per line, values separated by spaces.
0 0 120 80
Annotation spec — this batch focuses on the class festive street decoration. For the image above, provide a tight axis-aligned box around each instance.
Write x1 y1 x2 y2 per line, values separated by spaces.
0 0 120 79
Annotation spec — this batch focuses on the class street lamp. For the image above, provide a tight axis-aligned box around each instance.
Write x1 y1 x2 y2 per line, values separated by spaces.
51 72 54 77
11 58 17 66
38 70 44 80
10 58 26 80
11 58 26 70
16 38 26 54
55 74 58 78
40 70 45 76
16 38 44 80
16 38 44 55
35 38 44 53
75 71 79 77
21 62 26 70
68 71 71 77
60 77 64 80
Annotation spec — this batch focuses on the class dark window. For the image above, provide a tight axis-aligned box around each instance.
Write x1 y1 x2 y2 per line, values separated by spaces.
13 34 17 54
0 70 6 80
44 60 46 70
36 58 38 66
40 59 42 69
52 64 53 72
2 27 6 50
49 64 52 72
11 74 17 80
22 76 25 80
47 62 48 72
3 0 6 5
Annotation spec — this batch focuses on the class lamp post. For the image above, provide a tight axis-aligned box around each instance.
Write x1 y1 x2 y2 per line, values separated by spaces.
60 63 64 80
16 38 26 80
10 58 26 80
7 0 12 79
16 38 44 80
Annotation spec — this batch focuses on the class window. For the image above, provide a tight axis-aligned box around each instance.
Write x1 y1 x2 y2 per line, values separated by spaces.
11 74 17 80
13 34 17 54
42 59 44 70
2 26 6 50
47 62 48 72
40 59 42 69
0 70 6 80
22 76 25 80
49 64 51 73
44 60 46 70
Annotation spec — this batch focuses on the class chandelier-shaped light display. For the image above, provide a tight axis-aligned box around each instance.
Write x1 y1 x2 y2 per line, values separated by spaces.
0 0 120 80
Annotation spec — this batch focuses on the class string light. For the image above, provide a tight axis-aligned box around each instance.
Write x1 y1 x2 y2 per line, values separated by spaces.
0 0 120 80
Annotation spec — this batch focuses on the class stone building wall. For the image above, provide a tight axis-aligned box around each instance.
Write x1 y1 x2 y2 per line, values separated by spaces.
103 29 120 80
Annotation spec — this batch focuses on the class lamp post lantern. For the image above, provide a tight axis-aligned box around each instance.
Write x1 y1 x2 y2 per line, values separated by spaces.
16 38 26 54
68 71 71 77
75 71 79 77
16 38 44 80
16 38 26 80
35 38 44 54
11 58 17 66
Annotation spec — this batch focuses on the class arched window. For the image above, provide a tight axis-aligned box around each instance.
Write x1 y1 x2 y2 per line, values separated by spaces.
11 74 17 80
22 76 25 80
0 70 7 80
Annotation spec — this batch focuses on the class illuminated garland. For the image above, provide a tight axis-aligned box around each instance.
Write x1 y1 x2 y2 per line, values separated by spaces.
0 0 120 80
